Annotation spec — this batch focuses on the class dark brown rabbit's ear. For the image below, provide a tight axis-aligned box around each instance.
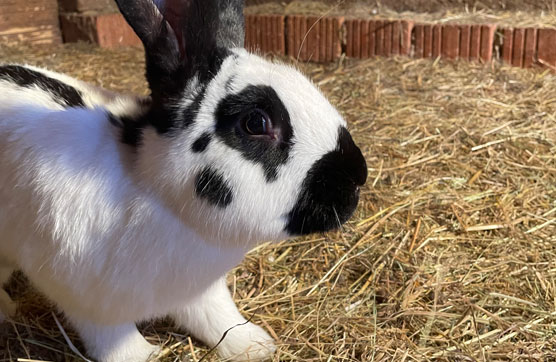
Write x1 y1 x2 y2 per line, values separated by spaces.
114 0 244 98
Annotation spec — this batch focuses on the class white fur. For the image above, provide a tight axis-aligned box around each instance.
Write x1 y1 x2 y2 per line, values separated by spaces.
140 50 345 246
0 49 345 362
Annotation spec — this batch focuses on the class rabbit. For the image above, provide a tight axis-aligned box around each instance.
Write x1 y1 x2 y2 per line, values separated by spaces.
0 0 367 361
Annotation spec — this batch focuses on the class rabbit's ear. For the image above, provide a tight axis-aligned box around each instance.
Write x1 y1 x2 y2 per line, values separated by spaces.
215 0 245 49
114 0 182 75
115 0 243 97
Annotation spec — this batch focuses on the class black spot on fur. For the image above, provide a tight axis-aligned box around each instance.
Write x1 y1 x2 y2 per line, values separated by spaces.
192 132 212 153
181 87 207 129
146 50 230 135
195 167 233 207
285 127 367 235
214 85 293 182
108 113 148 147
0 65 85 108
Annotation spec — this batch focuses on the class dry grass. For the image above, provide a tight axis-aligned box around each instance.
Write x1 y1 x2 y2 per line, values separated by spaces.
1 42 556 361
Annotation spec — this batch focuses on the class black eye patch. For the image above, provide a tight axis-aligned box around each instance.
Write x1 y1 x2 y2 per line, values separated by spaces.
214 85 293 182
195 166 233 207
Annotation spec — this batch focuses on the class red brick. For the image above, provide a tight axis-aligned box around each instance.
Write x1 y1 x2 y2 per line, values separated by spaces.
286 15 295 57
432 25 442 58
286 15 342 62
360 20 370 58
352 19 361 58
0 0 62 46
244 15 253 51
314 18 322 62
502 28 513 64
512 28 525 67
383 21 393 56
260 16 268 53
319 17 327 61
314 18 323 62
368 20 376 57
268 15 279 53
299 16 308 60
307 17 319 62
253 16 260 51
60 14 95 43
469 25 481 61
423 25 433 58
332 17 344 60
537 28 556 68
375 20 384 56
414 24 424 58
480 24 496 62
251 16 259 51
268 16 275 53
259 16 267 51
290 15 299 59
100 14 141 48
400 20 414 56
61 13 140 48
325 18 333 62
59 0 117 12
289 15 300 59
459 25 471 59
264 16 271 53
277 15 286 55
252 16 260 51
523 28 537 67
272 15 284 54
391 21 401 55
442 25 460 59
346 19 354 57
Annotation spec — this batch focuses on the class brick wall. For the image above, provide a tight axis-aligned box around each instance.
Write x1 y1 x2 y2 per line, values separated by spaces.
59 0 140 48
0 0 62 45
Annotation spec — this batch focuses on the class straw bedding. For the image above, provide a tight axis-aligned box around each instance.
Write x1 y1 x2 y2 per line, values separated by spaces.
0 42 555 361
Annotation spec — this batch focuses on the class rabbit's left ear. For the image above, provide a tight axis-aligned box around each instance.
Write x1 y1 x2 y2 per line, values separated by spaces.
115 0 245 99
156 0 245 52
214 0 245 49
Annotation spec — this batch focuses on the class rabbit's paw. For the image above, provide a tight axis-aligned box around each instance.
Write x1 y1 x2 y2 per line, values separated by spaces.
217 322 275 361
69 317 160 362
94 341 160 362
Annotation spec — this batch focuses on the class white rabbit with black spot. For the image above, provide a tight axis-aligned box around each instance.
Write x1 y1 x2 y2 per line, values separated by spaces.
0 0 367 361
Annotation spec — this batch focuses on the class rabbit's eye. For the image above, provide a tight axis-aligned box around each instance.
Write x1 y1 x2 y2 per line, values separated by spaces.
242 109 272 136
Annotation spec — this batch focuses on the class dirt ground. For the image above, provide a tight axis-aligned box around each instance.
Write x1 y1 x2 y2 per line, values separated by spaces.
0 42 555 361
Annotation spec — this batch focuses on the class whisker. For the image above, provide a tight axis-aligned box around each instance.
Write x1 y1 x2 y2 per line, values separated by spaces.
332 206 344 231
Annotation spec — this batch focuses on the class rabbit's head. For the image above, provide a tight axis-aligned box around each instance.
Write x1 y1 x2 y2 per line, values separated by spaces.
115 0 367 247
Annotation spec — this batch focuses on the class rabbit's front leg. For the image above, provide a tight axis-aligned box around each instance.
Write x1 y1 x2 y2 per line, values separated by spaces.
172 277 275 361
68 315 159 362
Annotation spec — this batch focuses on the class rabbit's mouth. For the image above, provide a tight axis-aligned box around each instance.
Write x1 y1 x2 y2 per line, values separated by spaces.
284 127 367 236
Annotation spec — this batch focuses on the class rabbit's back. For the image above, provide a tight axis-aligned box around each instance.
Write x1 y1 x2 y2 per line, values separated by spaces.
0 64 239 324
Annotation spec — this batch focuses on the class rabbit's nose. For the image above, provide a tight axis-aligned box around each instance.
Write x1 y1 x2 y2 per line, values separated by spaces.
283 127 366 236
